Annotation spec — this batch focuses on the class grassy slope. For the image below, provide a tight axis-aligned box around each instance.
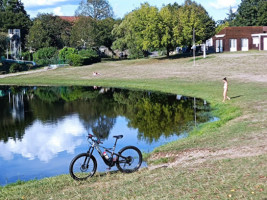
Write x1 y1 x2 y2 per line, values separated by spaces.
0 52 266 199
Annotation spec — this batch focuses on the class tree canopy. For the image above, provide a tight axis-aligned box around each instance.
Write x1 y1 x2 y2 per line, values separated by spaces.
75 0 114 20
0 0 31 49
233 0 267 26
27 14 72 50
112 1 215 58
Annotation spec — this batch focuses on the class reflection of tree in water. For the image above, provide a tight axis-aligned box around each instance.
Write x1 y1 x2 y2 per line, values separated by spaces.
113 90 211 143
0 87 34 142
0 86 211 143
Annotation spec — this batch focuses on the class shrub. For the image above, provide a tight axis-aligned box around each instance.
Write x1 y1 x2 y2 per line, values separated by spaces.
9 63 27 73
68 54 84 66
59 47 78 63
21 51 33 61
33 47 58 66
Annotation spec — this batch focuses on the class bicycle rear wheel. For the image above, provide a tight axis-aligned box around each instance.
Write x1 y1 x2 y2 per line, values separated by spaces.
116 146 142 173
69 153 97 180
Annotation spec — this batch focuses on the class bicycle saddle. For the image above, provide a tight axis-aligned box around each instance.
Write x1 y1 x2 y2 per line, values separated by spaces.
113 135 123 139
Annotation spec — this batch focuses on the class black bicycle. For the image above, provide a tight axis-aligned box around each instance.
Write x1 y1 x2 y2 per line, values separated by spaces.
69 134 143 180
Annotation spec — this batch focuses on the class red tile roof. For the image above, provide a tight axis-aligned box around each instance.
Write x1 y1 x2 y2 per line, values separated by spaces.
59 16 79 23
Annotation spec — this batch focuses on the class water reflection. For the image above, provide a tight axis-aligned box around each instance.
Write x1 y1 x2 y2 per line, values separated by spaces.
0 115 85 162
0 86 212 185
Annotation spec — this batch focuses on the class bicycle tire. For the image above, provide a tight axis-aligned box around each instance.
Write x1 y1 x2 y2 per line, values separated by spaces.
116 146 142 173
69 153 97 180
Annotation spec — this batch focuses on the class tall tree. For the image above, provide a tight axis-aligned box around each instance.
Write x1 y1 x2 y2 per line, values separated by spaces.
70 16 96 48
27 14 72 50
234 0 267 26
159 4 181 57
112 3 162 58
94 18 118 49
0 32 8 56
0 0 31 49
174 0 215 47
75 0 114 20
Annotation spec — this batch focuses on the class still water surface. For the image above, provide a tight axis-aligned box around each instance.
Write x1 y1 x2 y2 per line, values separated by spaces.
0 86 213 185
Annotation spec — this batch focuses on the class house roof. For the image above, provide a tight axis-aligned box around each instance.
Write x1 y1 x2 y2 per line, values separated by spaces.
216 26 267 38
59 16 79 23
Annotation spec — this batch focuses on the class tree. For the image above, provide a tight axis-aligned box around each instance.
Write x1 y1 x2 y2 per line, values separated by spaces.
94 18 118 49
159 4 181 57
112 3 162 58
215 21 229 34
70 16 96 48
234 0 267 26
0 0 31 49
75 0 114 20
0 32 8 56
174 0 215 47
27 14 72 50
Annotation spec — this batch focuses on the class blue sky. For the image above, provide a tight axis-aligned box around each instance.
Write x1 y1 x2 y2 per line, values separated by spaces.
21 0 241 21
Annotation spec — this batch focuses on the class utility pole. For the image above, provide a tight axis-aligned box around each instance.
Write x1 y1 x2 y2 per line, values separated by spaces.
192 28 196 66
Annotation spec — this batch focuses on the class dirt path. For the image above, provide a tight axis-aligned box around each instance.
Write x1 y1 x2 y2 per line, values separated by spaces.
148 136 267 170
0 67 55 79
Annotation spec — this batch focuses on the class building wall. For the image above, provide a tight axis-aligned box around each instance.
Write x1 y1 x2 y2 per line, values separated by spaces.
213 26 267 52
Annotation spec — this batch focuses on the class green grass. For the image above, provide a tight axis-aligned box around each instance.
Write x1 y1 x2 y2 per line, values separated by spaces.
0 51 267 199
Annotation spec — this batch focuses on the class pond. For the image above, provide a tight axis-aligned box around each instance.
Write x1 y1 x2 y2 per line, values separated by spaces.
0 86 214 186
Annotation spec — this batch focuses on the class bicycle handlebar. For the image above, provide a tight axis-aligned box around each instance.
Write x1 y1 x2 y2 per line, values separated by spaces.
88 134 103 144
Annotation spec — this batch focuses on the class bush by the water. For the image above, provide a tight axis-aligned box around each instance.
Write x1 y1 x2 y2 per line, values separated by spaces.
33 47 59 66
67 54 84 66
59 47 78 63
21 51 33 61
9 63 27 73
67 48 101 66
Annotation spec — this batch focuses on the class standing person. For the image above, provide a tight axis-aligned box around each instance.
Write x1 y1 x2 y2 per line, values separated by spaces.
223 77 230 102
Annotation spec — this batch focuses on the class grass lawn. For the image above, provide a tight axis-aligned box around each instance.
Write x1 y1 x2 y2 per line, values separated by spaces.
0 51 266 199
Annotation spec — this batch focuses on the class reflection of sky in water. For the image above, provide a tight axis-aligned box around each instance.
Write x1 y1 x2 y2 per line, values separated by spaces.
0 115 186 186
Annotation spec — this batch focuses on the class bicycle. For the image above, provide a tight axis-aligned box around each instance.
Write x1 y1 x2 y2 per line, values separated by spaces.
69 134 143 180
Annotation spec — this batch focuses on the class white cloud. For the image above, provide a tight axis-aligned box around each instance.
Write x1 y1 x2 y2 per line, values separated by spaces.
22 0 70 8
0 115 86 163
53 7 64 16
26 4 77 18
210 0 238 9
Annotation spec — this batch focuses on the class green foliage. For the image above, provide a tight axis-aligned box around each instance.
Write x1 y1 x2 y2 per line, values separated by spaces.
33 47 58 66
78 48 98 57
112 3 162 58
27 14 72 50
67 49 101 66
215 21 229 34
9 63 27 73
70 16 96 49
67 54 84 66
94 18 118 49
21 51 33 61
174 0 215 47
0 0 32 49
58 47 77 62
112 1 215 57
0 32 8 56
234 0 267 26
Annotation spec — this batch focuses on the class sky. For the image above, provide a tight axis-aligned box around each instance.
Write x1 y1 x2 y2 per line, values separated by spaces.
21 0 242 22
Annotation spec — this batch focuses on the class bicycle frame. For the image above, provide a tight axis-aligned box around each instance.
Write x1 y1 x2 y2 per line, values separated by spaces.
86 137 125 168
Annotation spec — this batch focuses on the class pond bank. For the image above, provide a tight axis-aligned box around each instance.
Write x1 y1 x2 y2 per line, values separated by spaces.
0 52 267 199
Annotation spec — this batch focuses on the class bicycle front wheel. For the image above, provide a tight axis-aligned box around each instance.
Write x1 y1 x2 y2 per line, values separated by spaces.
69 153 97 180
116 146 142 173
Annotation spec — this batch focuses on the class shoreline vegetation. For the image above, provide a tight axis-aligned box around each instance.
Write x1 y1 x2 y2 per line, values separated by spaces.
0 51 267 199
